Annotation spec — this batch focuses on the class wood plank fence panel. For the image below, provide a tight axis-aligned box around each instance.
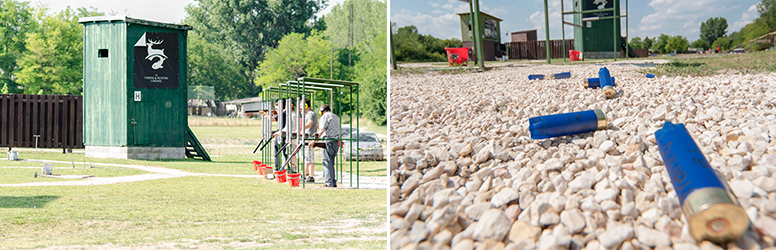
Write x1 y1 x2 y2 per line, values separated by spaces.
507 39 575 60
0 94 83 149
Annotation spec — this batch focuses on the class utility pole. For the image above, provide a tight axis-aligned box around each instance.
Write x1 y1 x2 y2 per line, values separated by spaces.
348 3 353 67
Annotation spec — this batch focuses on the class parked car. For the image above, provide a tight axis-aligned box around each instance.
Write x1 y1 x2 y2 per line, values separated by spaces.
732 48 746 54
340 125 358 139
342 131 384 161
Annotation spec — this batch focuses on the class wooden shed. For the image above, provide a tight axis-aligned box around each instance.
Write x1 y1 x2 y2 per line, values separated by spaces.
79 16 200 160
458 12 502 61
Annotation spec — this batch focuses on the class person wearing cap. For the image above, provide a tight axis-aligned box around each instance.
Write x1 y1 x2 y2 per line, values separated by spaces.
300 98 317 183
309 104 340 187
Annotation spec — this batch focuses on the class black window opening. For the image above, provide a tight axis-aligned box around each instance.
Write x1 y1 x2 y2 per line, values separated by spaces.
98 49 108 58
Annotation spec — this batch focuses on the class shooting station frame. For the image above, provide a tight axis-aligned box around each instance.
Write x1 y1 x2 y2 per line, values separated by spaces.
559 0 630 62
259 77 361 188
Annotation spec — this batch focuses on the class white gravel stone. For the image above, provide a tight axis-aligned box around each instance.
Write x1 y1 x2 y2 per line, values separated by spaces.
730 179 755 198
560 208 586 234
543 158 564 171
754 216 776 239
491 188 518 208
509 220 541 243
390 64 776 250
465 203 493 220
635 225 671 247
700 241 724 250
594 188 619 203
674 243 701 250
600 140 616 153
598 224 634 248
568 171 596 192
472 209 511 242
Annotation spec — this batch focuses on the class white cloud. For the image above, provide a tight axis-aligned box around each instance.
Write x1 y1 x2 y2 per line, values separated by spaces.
32 0 195 23
391 9 461 39
528 0 573 40
731 4 758 31
638 0 736 38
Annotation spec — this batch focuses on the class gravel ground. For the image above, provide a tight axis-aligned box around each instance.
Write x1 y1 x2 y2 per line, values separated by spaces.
389 61 776 250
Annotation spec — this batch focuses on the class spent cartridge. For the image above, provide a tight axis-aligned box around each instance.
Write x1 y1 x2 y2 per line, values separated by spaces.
528 72 571 80
528 109 607 139
598 67 616 99
583 77 616 88
656 122 749 243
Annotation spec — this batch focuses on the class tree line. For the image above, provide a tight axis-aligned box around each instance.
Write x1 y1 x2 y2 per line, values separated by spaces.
0 0 387 125
392 24 462 62
630 0 776 54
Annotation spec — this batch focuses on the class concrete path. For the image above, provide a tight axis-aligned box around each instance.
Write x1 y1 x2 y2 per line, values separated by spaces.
0 159 386 189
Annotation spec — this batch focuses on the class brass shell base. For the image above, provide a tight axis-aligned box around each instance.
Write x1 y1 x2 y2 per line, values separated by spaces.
684 188 749 243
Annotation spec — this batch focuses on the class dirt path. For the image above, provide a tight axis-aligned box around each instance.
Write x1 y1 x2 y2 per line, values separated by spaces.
1 159 386 189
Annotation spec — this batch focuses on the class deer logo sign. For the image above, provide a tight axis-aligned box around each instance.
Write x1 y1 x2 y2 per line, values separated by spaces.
133 32 179 89
593 0 607 9
135 33 168 70
145 39 167 70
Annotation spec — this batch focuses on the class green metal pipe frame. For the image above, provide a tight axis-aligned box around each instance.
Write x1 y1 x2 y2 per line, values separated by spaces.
560 9 568 63
544 0 551 64
469 0 485 71
276 78 361 189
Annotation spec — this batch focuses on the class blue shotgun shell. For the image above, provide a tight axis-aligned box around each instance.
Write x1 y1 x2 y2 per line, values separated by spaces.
553 72 571 79
646 73 656 78
583 77 616 88
529 109 607 139
655 122 749 243
528 72 571 80
599 67 616 98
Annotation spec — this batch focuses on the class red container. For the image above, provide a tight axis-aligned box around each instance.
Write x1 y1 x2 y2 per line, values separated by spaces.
274 170 287 183
287 173 301 187
253 161 261 171
444 47 470 66
569 50 581 61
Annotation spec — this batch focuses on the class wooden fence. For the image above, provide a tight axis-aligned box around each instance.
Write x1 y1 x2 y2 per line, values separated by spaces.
632 49 650 58
0 94 84 149
507 40 650 60
506 39 575 60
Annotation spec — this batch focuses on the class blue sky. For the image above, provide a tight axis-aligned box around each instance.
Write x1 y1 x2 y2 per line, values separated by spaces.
390 0 761 42
30 0 347 24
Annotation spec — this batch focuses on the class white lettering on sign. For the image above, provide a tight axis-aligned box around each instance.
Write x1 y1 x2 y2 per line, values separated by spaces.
144 75 169 83
134 91 141 102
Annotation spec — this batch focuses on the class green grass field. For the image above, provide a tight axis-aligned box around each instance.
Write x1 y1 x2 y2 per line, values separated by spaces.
0 116 387 249
0 160 146 184
641 50 776 76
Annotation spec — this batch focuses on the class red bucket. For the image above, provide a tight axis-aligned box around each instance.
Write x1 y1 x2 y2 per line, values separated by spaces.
274 170 287 183
287 173 301 187
569 50 581 61
253 161 261 172
444 47 470 66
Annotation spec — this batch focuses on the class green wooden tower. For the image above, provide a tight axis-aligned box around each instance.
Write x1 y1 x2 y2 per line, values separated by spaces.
573 0 622 58
80 16 204 160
